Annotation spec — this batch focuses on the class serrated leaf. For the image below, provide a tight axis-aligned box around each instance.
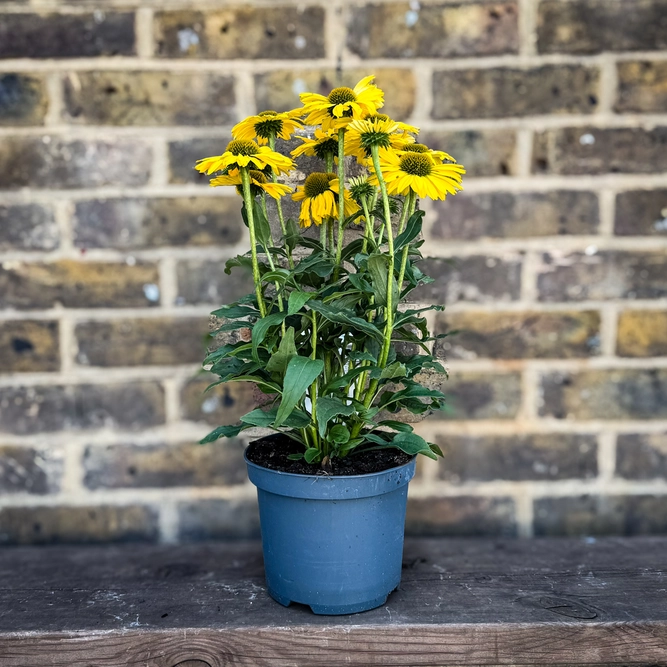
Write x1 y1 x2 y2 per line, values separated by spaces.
288 291 312 315
380 361 407 380
266 326 297 374
316 396 354 438
274 356 324 427
252 312 288 361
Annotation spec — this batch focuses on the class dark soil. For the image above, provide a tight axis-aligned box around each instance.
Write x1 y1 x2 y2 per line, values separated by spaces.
245 433 413 476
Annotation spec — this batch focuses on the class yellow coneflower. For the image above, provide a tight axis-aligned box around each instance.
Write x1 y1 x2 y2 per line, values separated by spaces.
345 116 418 164
195 139 294 176
210 168 292 200
232 110 302 146
396 142 456 165
292 172 360 228
370 147 465 200
297 76 384 131
291 128 339 160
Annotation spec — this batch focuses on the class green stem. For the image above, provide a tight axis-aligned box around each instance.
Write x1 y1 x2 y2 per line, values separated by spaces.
397 190 413 236
320 219 328 250
309 310 319 451
240 167 267 318
361 197 373 255
334 128 346 278
268 135 293 269
397 191 417 300
261 193 285 334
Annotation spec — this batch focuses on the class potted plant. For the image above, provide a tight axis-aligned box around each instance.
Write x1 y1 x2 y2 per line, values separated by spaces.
196 75 465 615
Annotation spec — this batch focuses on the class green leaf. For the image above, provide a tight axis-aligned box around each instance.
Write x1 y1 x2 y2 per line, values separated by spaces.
316 396 354 438
243 199 272 249
261 268 291 284
390 432 437 460
329 424 350 445
252 312 288 361
377 420 414 433
266 326 297 374
211 304 259 319
199 423 247 444
288 290 312 315
322 365 376 393
429 442 444 458
308 300 384 341
394 210 424 252
284 218 300 252
274 356 324 427
367 254 398 308
287 452 304 461
304 448 321 463
240 408 275 427
224 375 282 395
349 350 377 363
380 362 407 380
224 254 254 275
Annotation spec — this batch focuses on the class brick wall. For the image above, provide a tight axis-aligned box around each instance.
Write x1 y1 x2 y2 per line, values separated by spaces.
0 0 666 545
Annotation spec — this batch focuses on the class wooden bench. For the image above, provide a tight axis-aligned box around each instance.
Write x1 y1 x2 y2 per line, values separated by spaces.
1 537 665 666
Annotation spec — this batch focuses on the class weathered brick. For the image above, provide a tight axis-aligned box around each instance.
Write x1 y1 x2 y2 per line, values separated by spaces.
540 369 667 420
0 12 135 59
0 204 58 251
615 189 667 236
538 0 667 55
63 71 237 126
0 505 158 546
434 310 601 359
616 61 667 113
437 433 597 483
155 7 324 60
255 69 416 121
617 310 667 357
0 320 59 372
537 251 667 302
347 2 518 58
176 259 255 306
83 440 246 490
168 138 229 185
430 191 599 240
432 65 599 120
420 129 516 178
532 127 667 175
430 372 521 420
74 198 244 249
405 496 517 537
0 73 48 125
178 498 260 541
75 317 208 367
181 376 258 425
0 260 160 309
0 137 152 189
0 382 165 435
0 445 63 494
412 255 522 305
616 432 667 479
534 495 667 537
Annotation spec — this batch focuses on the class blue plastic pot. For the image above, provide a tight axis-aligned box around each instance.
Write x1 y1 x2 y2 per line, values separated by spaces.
245 448 416 615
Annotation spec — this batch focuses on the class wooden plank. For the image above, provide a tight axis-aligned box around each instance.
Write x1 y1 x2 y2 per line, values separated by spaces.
0 537 666 666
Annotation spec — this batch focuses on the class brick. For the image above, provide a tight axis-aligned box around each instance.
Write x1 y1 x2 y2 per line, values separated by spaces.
0 320 59 372
432 65 599 120
430 191 599 240
420 129 516 178
616 432 667 479
255 69 416 121
0 445 63 494
532 127 667 175
155 7 324 60
405 496 517 537
537 251 667 302
176 259 255 306
534 495 667 537
0 73 48 125
0 204 58 251
434 310 601 360
181 376 258 426
63 71 236 126
178 498 260 541
412 255 522 305
74 198 244 249
437 433 597 483
540 369 667 420
75 317 208 367
615 189 667 236
169 138 229 185
538 0 667 55
616 310 667 357
0 260 160 309
83 440 246 490
347 2 518 58
616 61 667 113
0 12 135 59
0 137 152 189
0 382 165 435
429 371 521 420
0 505 158 546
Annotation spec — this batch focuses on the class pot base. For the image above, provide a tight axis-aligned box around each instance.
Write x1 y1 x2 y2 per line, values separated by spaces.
268 586 393 615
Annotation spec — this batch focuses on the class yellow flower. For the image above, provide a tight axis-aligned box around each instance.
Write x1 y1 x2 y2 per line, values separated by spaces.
297 76 384 131
210 168 292 200
291 128 339 160
396 142 456 165
292 173 360 228
232 110 302 146
345 116 418 164
370 147 465 200
195 139 294 176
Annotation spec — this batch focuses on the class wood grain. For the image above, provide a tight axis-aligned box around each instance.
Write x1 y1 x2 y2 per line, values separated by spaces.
1 538 666 666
